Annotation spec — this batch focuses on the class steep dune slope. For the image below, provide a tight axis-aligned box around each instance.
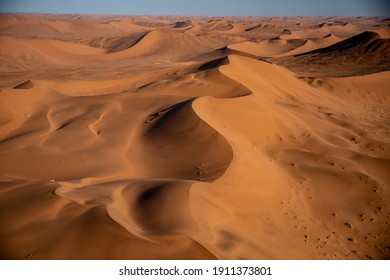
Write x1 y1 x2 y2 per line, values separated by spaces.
107 29 229 62
190 55 390 259
0 61 240 259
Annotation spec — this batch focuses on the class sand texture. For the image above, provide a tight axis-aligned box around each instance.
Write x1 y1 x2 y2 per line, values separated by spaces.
0 14 389 260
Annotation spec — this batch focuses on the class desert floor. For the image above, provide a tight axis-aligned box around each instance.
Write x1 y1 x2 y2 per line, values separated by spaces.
0 14 389 259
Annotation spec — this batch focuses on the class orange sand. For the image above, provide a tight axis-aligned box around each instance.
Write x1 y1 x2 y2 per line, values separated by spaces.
0 14 389 260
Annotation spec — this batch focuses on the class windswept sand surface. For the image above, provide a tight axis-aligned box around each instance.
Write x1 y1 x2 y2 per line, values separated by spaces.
0 14 389 259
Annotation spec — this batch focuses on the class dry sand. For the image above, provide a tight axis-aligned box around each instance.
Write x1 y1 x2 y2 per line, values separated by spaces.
0 13 389 260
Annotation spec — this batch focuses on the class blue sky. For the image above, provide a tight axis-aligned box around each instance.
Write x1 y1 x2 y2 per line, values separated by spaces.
0 0 389 16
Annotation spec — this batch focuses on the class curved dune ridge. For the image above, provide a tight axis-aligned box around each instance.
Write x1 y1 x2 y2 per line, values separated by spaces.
0 14 389 260
0 74 237 259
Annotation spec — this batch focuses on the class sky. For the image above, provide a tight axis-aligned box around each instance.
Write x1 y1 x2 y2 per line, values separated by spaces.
0 0 389 16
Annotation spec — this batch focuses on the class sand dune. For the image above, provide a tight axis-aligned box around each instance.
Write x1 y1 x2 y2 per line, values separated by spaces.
191 55 390 259
229 38 308 57
0 14 389 260
187 19 247 35
228 34 345 58
274 31 390 76
0 29 230 73
106 29 227 62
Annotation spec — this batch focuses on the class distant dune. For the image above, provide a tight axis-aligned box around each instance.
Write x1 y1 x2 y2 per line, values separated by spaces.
0 14 389 260
274 30 390 76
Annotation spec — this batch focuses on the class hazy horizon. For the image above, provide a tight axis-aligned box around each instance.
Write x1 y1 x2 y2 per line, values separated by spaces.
0 0 389 17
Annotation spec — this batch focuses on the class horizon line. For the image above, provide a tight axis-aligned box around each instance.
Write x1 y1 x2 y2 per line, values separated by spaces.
1 12 387 18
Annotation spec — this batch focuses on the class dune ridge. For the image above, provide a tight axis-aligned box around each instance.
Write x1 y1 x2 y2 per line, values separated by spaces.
274 30 390 76
0 14 389 260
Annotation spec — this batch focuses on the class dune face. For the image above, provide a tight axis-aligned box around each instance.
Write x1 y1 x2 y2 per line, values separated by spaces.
0 14 389 260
